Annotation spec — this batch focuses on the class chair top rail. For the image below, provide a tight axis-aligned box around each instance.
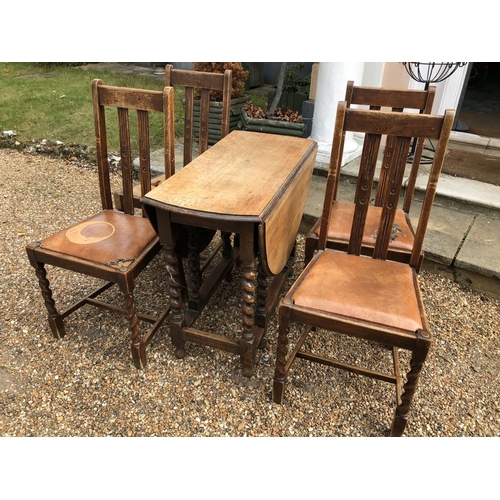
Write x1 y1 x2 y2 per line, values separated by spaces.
348 82 436 111
165 66 230 91
344 107 446 139
97 84 164 112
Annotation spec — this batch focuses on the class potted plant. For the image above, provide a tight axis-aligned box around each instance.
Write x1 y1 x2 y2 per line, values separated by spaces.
192 62 249 144
268 63 311 113
240 103 307 137
239 62 309 137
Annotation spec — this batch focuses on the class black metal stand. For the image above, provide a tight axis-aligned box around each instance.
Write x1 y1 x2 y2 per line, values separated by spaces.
402 62 467 163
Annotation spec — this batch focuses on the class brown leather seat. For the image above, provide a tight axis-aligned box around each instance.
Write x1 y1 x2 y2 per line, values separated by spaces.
324 200 415 256
39 211 157 266
292 252 423 333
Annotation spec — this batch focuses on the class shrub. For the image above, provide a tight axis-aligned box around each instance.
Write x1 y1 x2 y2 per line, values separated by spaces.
193 62 249 101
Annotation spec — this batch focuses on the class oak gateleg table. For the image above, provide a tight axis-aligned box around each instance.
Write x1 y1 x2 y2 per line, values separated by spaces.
142 130 318 376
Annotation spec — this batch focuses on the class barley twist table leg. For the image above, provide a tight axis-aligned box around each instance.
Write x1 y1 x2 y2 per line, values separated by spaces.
391 332 431 436
256 262 268 321
256 261 269 347
240 261 256 376
166 243 186 358
273 300 293 404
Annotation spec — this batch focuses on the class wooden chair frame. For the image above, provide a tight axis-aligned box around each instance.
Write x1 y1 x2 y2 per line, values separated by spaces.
114 64 232 210
273 102 454 436
304 81 436 270
162 64 234 271
165 64 232 168
26 80 175 369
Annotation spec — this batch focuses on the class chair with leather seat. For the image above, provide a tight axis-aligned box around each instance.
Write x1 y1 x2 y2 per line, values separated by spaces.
304 81 436 270
26 79 175 369
273 102 454 436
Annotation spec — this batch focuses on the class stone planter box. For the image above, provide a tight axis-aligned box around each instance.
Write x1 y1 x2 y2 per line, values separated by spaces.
268 90 309 114
239 108 307 137
192 96 248 145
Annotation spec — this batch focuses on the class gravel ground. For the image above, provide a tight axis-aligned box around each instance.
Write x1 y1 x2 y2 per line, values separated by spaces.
1 147 500 438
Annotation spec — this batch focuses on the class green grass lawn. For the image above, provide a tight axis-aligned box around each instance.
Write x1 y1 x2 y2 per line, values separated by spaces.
0 63 190 160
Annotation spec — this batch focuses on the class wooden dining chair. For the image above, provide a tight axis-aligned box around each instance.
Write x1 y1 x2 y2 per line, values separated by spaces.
273 102 454 436
26 79 175 369
115 64 232 210
304 81 436 270
161 64 234 269
165 63 232 167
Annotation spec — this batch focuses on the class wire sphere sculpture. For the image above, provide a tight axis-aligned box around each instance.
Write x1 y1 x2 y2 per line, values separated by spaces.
402 62 467 87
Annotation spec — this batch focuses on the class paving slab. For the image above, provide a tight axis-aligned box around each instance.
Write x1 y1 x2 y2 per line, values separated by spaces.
414 173 500 214
409 201 475 266
449 131 500 155
455 215 500 279
137 145 185 176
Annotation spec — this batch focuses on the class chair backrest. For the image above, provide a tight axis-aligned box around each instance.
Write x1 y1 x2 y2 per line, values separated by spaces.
165 64 232 170
319 102 454 269
342 81 436 213
92 79 175 215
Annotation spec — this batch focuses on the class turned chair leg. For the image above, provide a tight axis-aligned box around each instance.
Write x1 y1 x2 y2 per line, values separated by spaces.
123 290 147 369
390 332 431 436
273 300 293 404
34 263 66 339
273 375 286 405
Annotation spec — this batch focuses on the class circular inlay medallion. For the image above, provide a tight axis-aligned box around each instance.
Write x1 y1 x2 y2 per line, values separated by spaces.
66 220 115 245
